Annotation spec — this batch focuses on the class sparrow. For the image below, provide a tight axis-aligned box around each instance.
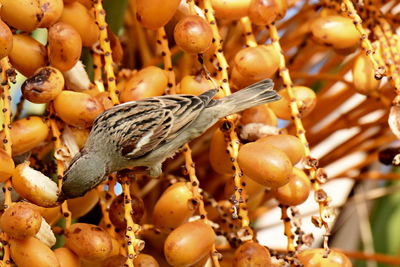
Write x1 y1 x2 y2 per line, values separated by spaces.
59 79 279 200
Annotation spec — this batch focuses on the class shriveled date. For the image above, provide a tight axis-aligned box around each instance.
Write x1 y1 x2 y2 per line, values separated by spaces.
22 66 64 103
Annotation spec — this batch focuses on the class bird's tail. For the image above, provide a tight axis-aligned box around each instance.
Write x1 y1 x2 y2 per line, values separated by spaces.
215 79 280 116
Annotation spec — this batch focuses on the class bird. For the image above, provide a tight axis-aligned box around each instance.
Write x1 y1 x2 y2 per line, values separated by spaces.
59 79 279 200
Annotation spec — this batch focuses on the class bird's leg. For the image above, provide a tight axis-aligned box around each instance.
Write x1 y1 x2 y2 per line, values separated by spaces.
147 163 162 177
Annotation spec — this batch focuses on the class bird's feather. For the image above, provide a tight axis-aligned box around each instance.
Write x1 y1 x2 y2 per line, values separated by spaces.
89 90 218 159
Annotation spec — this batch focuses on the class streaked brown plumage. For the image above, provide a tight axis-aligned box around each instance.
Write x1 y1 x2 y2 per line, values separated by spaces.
59 79 279 200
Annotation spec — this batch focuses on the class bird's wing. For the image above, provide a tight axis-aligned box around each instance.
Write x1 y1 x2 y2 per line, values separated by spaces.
157 95 204 142
90 99 169 158
90 92 216 159
157 88 219 141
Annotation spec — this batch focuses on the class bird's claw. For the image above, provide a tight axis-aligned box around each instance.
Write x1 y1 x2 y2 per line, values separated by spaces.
148 164 162 177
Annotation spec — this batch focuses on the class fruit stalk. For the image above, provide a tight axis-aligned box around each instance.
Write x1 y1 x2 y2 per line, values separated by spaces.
93 0 119 104
93 51 106 93
204 0 252 232
49 115 72 228
240 16 257 47
341 0 385 79
157 27 176 94
0 57 13 267
269 24 300 252
121 176 143 267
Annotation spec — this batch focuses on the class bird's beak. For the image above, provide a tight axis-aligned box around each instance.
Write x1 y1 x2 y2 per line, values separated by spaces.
57 191 66 203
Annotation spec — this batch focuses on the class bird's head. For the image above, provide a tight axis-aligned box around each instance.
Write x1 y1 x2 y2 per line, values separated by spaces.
58 150 108 202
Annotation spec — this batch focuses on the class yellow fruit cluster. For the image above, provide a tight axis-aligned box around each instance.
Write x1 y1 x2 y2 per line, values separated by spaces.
0 0 399 266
